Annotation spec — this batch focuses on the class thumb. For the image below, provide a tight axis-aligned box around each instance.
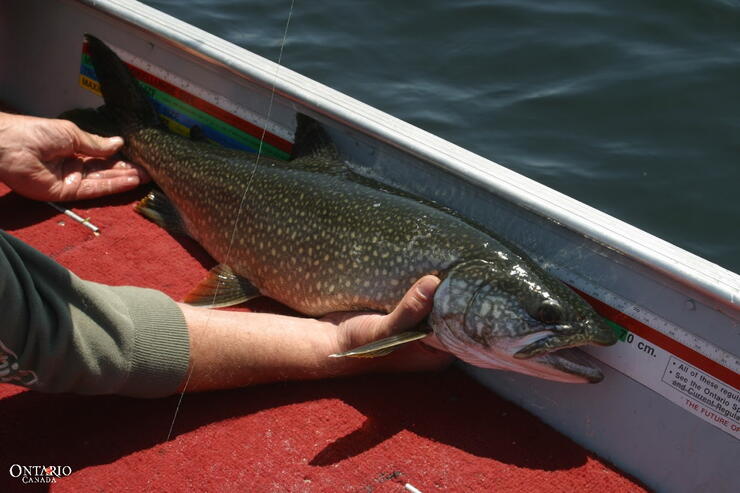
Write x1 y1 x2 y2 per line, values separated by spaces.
381 275 440 334
71 126 124 157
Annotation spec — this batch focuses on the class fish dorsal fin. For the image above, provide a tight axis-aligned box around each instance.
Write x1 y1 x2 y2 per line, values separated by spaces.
184 264 261 308
290 113 345 175
85 35 162 131
134 189 190 237
328 330 430 358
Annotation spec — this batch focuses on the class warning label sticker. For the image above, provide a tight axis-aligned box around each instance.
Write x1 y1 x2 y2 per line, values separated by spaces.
586 329 740 440
662 357 740 435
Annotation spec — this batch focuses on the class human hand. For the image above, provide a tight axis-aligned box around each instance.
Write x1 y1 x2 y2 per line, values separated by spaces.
0 112 149 201
321 275 453 373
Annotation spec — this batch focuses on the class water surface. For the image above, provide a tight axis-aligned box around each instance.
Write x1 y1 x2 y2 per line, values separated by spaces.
145 0 740 273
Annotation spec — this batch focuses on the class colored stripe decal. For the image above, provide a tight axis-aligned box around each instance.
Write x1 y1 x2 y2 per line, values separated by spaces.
80 44 292 160
575 287 739 390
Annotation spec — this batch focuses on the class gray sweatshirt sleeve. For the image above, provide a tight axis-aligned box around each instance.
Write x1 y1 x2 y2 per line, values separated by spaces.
0 230 190 397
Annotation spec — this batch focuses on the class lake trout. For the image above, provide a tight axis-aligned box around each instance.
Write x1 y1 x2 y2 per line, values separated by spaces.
84 34 617 383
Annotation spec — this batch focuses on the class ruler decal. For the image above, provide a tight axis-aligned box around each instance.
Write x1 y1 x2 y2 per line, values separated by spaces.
552 268 740 440
578 289 739 388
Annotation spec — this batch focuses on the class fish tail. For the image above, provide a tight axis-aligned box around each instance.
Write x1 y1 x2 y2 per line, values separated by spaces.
84 34 161 132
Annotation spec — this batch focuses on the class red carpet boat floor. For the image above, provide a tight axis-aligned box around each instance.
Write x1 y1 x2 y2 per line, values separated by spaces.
0 183 646 492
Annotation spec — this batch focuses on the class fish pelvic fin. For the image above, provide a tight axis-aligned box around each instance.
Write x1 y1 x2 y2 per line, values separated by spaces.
84 34 162 132
329 330 430 358
184 264 261 308
135 189 190 236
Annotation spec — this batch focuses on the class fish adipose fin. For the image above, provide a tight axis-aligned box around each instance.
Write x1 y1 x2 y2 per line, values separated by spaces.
329 330 430 358
135 190 190 236
184 264 261 308
289 114 345 175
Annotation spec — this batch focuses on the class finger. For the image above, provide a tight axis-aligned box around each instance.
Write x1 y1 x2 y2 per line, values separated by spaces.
68 122 124 157
84 169 141 181
81 157 151 183
83 163 141 179
381 275 440 334
73 174 142 200
57 159 86 199
111 160 151 183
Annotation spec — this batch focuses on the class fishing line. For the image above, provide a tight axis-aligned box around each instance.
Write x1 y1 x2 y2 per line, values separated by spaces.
166 0 296 442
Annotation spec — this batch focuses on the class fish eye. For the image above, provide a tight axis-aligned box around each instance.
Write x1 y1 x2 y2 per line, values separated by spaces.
536 301 562 325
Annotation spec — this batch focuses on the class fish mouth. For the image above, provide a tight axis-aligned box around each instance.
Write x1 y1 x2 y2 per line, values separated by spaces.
513 322 618 359
513 331 579 360
511 331 605 383
529 348 604 383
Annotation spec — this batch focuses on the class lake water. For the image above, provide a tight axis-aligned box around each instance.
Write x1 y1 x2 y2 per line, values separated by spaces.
144 0 739 274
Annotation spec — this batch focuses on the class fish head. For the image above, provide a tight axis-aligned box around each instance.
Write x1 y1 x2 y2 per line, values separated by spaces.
429 259 618 383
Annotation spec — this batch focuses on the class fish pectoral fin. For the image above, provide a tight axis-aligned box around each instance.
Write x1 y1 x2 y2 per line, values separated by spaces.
184 264 261 308
289 113 345 174
328 331 430 358
135 189 190 236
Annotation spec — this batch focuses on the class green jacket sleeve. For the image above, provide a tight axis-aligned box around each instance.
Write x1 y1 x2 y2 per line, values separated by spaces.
0 230 190 397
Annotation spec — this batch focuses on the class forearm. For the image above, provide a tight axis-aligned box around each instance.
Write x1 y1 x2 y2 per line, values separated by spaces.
180 305 333 391
0 230 189 397
178 303 449 392
180 305 387 392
